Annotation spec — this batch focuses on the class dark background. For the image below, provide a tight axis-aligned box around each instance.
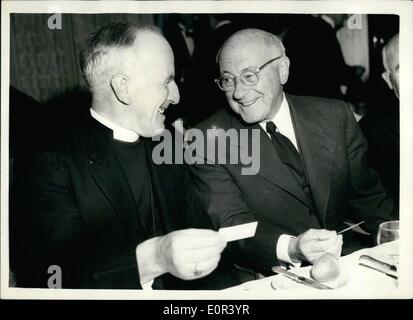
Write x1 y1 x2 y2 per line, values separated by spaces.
9 13 398 120
9 13 399 189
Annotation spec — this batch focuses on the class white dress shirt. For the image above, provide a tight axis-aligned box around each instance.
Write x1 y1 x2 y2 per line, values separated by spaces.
259 94 301 267
259 93 298 150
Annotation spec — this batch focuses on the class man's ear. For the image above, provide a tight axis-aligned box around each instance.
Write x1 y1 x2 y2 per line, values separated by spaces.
381 72 393 90
110 74 131 105
278 57 290 85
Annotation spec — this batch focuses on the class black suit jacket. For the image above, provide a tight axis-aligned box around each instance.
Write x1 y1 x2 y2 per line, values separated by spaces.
11 117 239 289
190 94 397 270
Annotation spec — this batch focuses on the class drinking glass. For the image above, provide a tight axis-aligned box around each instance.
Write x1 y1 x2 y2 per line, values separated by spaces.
377 220 399 267
377 220 399 244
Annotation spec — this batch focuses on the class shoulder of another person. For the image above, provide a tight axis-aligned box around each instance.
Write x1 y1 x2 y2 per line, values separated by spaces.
194 107 235 133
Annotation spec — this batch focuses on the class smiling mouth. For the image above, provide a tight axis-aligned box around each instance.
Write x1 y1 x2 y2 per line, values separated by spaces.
240 97 260 107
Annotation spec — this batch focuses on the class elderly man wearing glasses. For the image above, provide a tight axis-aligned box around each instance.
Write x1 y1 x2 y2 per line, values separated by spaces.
190 28 397 279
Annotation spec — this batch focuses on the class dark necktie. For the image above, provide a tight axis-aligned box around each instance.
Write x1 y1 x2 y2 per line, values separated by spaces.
265 122 319 220
265 121 305 178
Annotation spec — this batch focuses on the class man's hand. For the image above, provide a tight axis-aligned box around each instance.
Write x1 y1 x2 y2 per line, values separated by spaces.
136 229 227 285
288 229 343 264
156 229 227 280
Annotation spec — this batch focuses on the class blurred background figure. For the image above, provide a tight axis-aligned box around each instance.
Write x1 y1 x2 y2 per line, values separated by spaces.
283 14 365 106
163 14 211 129
381 34 400 99
164 14 201 88
187 14 239 126
163 14 240 127
359 33 400 201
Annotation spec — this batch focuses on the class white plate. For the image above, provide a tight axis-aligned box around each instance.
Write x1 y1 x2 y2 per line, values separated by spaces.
270 266 361 291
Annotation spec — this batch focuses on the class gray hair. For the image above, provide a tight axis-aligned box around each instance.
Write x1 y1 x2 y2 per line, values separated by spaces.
382 33 399 71
79 22 162 87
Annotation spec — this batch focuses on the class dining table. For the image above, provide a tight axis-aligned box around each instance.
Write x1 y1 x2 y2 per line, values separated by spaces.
224 240 400 294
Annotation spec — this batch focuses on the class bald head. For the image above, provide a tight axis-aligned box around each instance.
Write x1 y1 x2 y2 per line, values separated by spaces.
381 33 399 98
218 28 286 64
216 28 290 124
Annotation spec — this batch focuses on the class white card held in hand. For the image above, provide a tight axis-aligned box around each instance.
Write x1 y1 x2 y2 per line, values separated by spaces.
219 221 258 242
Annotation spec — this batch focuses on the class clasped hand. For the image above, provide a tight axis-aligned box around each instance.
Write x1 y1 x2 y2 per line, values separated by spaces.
289 229 343 264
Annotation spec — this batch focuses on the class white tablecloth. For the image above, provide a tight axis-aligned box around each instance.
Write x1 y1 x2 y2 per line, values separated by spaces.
225 241 399 291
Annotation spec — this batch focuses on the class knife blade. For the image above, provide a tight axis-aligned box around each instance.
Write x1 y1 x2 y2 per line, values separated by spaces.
272 266 333 290
358 255 398 278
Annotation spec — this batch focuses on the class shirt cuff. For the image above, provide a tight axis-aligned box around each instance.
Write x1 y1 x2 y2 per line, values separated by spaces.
136 244 154 290
141 279 154 290
276 234 302 268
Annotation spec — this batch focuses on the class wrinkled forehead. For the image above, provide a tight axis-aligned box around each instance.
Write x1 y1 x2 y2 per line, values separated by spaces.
219 36 281 74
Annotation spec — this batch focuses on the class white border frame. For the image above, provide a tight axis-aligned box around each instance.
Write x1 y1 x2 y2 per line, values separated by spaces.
1 0 412 300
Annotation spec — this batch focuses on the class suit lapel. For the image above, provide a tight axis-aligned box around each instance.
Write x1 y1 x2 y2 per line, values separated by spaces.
87 119 151 239
287 94 337 225
230 115 316 211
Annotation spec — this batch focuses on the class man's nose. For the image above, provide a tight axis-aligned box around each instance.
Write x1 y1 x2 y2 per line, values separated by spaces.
168 81 180 105
232 79 249 101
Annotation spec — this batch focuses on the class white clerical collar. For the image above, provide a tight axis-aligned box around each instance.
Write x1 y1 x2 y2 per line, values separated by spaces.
90 108 139 143
260 93 290 128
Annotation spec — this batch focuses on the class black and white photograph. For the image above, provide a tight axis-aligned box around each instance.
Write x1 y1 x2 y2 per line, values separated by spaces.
1 0 412 302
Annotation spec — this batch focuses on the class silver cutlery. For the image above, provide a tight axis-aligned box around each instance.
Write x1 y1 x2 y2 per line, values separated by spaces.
337 221 365 234
272 266 333 290
358 254 398 279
